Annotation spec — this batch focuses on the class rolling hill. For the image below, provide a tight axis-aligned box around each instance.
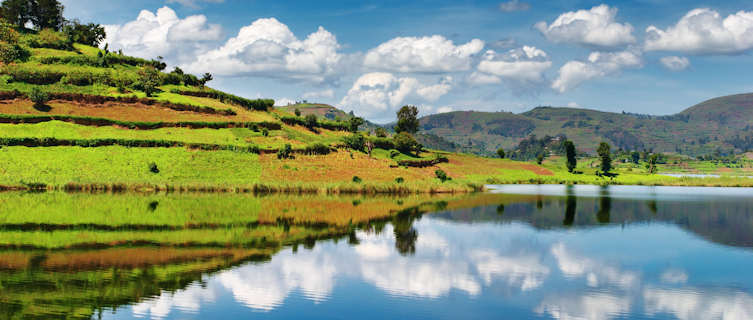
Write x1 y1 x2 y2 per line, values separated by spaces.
413 93 753 157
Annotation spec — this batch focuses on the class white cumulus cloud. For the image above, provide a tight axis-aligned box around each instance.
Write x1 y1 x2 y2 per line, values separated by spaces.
471 46 552 87
552 50 642 93
364 35 484 73
339 72 453 120
535 4 635 49
645 8 753 55
183 18 345 84
660 56 690 71
104 7 222 64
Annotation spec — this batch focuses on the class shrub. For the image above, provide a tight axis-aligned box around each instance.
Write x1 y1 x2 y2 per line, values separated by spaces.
375 127 388 138
435 169 451 182
277 144 294 159
305 114 318 129
497 148 505 159
0 42 29 63
348 117 364 132
395 177 404 184
389 150 400 158
262 128 269 137
343 133 365 151
148 162 160 174
0 21 19 43
294 108 301 116
352 176 362 183
29 87 49 107
31 28 72 50
394 132 420 154
303 143 331 155
137 66 160 97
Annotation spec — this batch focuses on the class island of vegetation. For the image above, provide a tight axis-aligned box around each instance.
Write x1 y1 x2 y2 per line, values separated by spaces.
0 0 752 193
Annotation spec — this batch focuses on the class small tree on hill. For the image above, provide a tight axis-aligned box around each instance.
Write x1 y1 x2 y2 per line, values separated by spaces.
294 108 301 117
62 19 105 46
395 105 419 134
565 140 577 173
597 142 612 175
374 127 388 138
497 148 505 159
394 132 420 155
647 154 659 174
31 0 64 31
0 0 31 28
199 72 212 89
348 116 364 133
304 114 318 129
138 65 161 97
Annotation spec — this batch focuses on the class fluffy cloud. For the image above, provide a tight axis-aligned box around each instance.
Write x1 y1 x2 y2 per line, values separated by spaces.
364 36 484 73
471 46 552 87
104 7 222 64
535 4 635 49
340 72 452 120
499 0 529 12
184 18 345 83
552 50 642 93
660 56 690 71
644 288 753 320
645 9 753 55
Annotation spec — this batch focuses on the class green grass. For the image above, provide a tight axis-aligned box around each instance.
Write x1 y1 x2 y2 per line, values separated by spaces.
0 146 262 187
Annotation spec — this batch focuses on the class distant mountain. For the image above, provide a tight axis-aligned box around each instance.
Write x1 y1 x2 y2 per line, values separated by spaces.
415 93 753 157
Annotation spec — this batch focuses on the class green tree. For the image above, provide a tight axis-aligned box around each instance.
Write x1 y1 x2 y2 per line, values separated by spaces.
0 0 30 28
62 19 105 46
374 127 388 138
348 116 364 133
393 132 420 155
31 0 64 31
199 72 213 88
631 151 640 164
497 148 505 159
395 105 419 134
647 154 659 174
536 153 544 165
138 65 160 97
597 142 612 175
294 108 301 117
565 140 577 173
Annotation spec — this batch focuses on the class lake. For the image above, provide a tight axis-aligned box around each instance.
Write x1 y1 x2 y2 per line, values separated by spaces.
1 185 752 319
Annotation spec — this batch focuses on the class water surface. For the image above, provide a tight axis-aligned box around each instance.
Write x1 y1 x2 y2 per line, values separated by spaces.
1 186 752 319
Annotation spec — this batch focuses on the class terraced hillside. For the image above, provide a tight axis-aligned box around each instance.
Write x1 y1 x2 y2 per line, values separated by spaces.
0 26 556 192
417 93 753 157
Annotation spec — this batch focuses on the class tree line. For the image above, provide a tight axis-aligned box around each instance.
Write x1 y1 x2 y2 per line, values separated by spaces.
1 0 105 46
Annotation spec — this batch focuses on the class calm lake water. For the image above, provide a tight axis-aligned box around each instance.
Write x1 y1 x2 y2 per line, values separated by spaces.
2 185 753 319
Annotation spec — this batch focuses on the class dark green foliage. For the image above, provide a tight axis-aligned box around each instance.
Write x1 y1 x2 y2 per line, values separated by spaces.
148 162 159 174
510 135 566 161
536 153 544 165
294 108 301 117
348 116 364 132
199 72 213 88
374 127 388 138
0 41 29 63
174 89 274 111
647 154 659 174
62 19 105 46
631 151 640 164
389 150 400 158
395 177 404 184
398 156 448 168
343 133 365 151
435 169 451 182
393 132 420 154
352 176 362 183
1 0 31 28
497 148 505 159
30 0 64 31
302 143 330 155
261 128 269 137
597 142 612 174
137 66 160 97
39 54 162 69
277 143 293 159
395 105 419 134
0 114 280 130
0 137 261 153
368 137 395 150
304 114 318 129
565 140 577 173
28 86 47 107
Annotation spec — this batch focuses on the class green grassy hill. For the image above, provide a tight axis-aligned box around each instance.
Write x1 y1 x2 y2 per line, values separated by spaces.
416 93 753 157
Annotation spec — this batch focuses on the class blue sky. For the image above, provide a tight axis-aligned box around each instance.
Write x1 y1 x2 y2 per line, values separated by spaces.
61 0 753 123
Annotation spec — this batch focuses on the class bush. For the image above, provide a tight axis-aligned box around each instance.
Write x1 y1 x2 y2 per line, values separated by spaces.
262 128 269 137
29 87 49 107
30 28 72 50
0 21 19 43
277 143 293 159
497 148 505 159
148 162 159 174
394 132 420 154
303 143 331 155
305 114 318 129
435 169 451 182
395 177 404 184
0 42 29 63
375 127 388 138
389 150 400 158
294 108 301 116
352 176 362 183
343 133 365 151
174 89 274 111
137 66 160 97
